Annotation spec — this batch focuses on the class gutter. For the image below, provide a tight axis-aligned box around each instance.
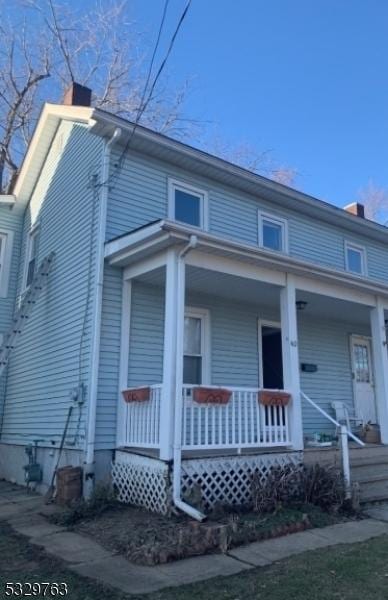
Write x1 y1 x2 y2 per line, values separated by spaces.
84 126 122 497
172 234 206 522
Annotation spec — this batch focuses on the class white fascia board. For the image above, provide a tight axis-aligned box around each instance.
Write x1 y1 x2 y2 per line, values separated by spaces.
0 195 16 206
12 103 94 206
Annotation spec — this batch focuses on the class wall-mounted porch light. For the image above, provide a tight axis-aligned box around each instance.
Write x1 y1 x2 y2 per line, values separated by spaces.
296 300 308 311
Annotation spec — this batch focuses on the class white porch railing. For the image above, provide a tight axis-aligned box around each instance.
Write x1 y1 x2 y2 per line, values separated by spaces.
124 384 162 448
182 385 291 450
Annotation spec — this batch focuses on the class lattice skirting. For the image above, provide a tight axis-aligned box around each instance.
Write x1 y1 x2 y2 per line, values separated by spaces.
181 452 303 510
112 451 170 515
112 450 303 515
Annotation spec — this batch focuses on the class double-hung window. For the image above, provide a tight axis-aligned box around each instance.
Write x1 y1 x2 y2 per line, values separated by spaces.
258 211 288 253
168 179 208 229
24 226 39 290
345 242 366 276
183 308 210 385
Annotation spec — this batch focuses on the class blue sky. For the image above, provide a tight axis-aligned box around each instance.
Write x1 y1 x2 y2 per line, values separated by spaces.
133 0 388 209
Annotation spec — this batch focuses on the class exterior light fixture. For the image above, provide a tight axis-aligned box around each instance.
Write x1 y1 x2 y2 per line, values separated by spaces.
296 300 308 311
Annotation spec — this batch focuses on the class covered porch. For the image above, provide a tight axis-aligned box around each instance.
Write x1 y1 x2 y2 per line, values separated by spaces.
106 220 388 462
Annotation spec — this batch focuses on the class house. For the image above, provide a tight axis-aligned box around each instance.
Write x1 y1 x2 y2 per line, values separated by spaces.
1 83 388 518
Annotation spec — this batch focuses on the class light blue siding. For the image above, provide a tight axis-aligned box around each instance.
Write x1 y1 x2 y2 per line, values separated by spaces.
106 148 388 284
1 122 103 448
95 278 366 449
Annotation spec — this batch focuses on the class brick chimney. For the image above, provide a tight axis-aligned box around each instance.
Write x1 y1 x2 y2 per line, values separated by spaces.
344 202 365 218
63 82 92 107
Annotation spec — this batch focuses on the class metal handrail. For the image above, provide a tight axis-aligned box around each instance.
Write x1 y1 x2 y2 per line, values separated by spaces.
301 391 364 447
301 390 365 499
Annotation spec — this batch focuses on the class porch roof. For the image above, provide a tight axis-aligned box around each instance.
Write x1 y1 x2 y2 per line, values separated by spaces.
104 219 388 306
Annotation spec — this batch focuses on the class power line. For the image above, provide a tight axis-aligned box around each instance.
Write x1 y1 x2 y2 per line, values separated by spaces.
111 0 192 186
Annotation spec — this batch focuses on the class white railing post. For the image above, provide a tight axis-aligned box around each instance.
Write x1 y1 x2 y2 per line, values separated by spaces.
159 248 179 460
280 274 303 450
116 278 132 447
340 425 351 499
370 297 388 444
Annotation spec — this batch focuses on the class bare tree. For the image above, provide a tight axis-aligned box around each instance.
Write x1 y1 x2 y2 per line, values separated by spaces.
205 135 298 186
0 0 195 193
358 181 388 224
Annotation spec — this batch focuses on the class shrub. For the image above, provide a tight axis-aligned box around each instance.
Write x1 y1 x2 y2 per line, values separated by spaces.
252 463 345 514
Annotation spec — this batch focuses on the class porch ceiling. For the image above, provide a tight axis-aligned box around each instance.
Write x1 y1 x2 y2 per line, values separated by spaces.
137 265 372 326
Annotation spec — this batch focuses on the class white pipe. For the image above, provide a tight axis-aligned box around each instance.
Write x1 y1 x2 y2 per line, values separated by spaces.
172 235 206 521
84 127 122 497
340 425 352 499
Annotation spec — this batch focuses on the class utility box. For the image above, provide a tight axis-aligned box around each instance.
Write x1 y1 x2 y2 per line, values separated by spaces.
56 466 82 505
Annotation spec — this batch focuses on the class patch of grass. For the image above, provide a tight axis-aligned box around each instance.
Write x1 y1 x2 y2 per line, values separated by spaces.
2 519 388 600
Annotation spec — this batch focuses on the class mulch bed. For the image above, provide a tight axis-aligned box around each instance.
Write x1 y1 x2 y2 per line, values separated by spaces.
61 503 353 566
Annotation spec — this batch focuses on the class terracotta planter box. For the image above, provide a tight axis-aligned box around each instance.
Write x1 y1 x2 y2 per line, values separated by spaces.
193 387 231 405
258 390 291 407
122 387 151 403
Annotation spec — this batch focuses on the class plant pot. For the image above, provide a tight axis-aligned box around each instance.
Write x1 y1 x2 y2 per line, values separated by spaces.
362 424 381 444
193 387 231 405
258 390 291 407
122 386 151 403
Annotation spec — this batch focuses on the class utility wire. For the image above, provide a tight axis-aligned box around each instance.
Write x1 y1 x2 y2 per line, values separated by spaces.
109 0 192 187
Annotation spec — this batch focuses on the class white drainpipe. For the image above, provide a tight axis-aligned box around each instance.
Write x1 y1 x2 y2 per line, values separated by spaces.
172 234 206 522
84 127 122 497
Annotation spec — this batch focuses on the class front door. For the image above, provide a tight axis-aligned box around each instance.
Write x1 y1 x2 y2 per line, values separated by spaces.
350 335 377 424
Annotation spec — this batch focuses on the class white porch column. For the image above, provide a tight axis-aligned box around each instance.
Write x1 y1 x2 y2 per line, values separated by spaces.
370 297 388 444
159 248 179 460
116 279 132 447
280 273 304 450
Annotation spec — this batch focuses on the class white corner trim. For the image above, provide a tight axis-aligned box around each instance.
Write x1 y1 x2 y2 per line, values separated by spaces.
168 178 209 231
344 240 367 276
0 229 14 298
258 210 289 254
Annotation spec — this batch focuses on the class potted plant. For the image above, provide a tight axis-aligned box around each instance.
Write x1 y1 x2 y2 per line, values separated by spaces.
122 386 151 403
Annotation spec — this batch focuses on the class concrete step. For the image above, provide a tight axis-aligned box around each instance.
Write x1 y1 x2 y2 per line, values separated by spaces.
351 463 388 479
358 478 388 503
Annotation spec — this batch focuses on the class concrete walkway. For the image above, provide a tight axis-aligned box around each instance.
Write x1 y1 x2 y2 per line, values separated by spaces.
2 481 388 595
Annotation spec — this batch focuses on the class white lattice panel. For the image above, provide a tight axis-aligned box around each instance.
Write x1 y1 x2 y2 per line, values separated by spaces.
181 452 302 510
112 452 170 514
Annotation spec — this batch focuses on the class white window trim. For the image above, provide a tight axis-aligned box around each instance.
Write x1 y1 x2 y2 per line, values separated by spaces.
258 210 289 253
22 224 40 292
344 241 367 276
168 178 209 230
184 306 211 385
0 230 13 298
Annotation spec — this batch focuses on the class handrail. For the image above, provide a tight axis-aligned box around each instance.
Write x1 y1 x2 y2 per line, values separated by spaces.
301 391 364 447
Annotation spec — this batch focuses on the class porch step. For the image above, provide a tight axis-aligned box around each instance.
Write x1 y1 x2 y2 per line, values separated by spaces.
355 474 388 504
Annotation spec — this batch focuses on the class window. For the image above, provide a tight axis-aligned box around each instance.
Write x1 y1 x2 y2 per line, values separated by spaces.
183 308 210 385
24 226 39 290
0 230 13 298
168 179 208 229
345 242 366 275
258 212 288 253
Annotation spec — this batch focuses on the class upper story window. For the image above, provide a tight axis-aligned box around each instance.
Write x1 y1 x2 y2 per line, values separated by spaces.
0 231 13 298
168 179 208 229
345 241 366 276
183 308 210 385
258 211 288 253
23 226 39 290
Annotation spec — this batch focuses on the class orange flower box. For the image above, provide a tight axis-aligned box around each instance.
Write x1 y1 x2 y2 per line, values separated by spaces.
258 390 291 407
122 387 151 403
193 387 231 405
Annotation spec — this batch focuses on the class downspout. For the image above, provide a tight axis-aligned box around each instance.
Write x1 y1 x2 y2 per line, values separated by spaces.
173 234 206 521
84 127 122 497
